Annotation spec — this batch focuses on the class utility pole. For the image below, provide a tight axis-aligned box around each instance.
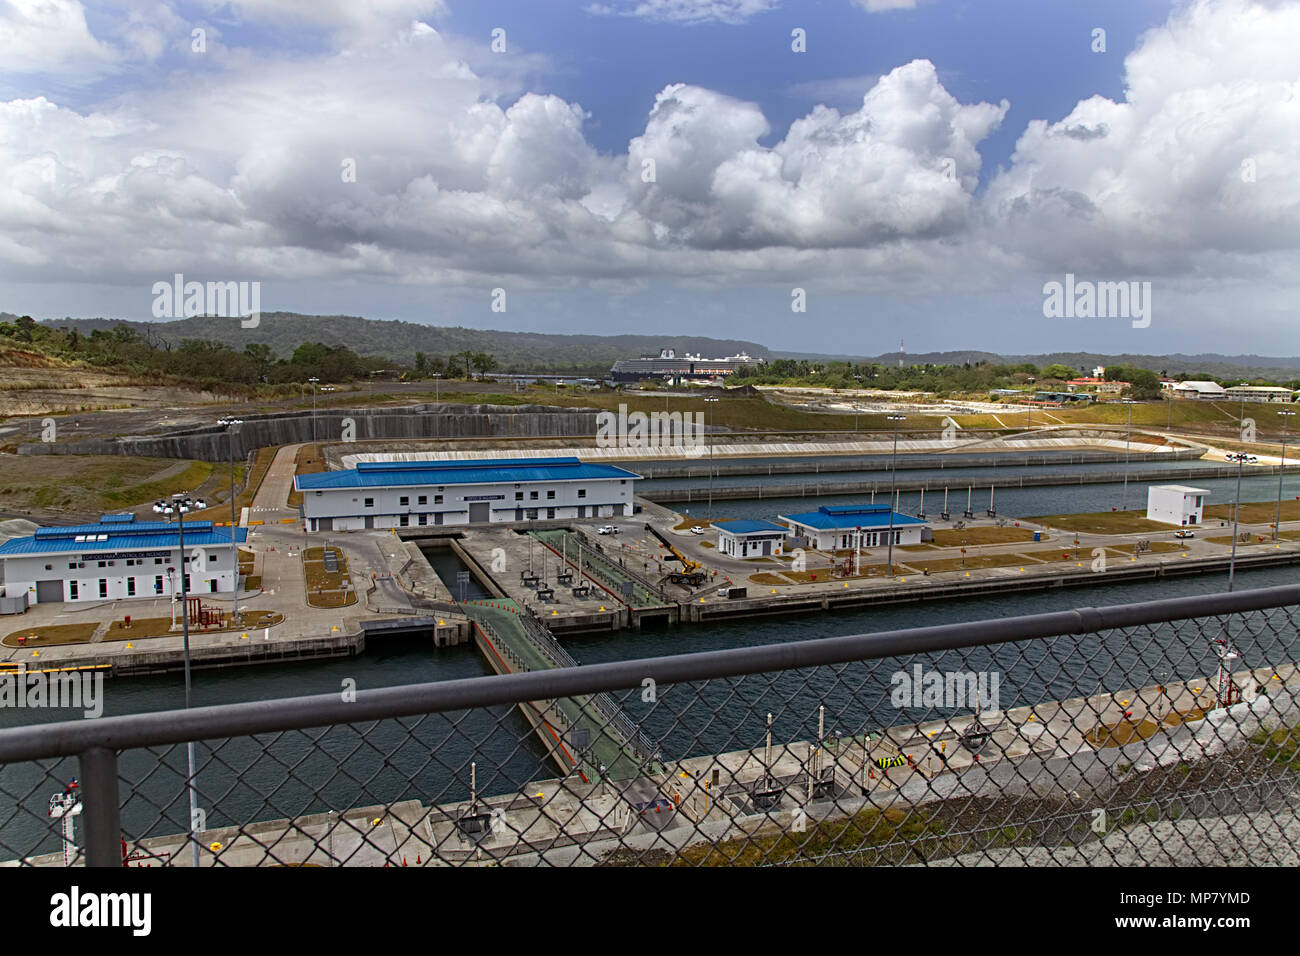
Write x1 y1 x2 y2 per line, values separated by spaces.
1120 399 1135 511
1226 452 1250 591
1275 410 1294 541
705 397 719 523
308 376 320 463
154 492 207 868
219 417 243 625
886 414 905 574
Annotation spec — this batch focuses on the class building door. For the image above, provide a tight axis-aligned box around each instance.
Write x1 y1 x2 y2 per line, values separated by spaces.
762 540 772 556
36 580 62 603
364 516 374 529
468 502 490 523
317 517 333 532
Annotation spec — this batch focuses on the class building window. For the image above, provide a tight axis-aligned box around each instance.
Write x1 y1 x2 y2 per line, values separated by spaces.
155 575 163 594
577 489 586 499
399 496 409 507
418 514 428 526
515 492 523 501
547 508 556 519
399 515 409 527
546 490 555 500
44 564 53 571
98 579 108 598
184 575 191 591
418 495 427 506
69 582 79 600
530 491 539 500
68 562 77 570
209 580 218 593
208 554 218 565
127 578 136 597
434 495 443 504
98 561 107 568
364 497 375 508
155 557 163 565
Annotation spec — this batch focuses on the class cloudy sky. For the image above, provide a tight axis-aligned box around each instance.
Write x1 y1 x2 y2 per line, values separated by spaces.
1 0 1297 357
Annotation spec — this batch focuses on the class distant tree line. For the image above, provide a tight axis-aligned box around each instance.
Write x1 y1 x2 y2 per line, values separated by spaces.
0 317 502 389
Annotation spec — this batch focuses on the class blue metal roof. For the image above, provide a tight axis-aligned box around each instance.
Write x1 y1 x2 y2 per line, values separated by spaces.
778 506 926 530
297 457 641 491
0 526 244 557
33 520 213 539
99 513 136 523
715 520 788 535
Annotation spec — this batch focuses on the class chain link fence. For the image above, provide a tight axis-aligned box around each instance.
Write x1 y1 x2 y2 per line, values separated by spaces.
1 584 1298 867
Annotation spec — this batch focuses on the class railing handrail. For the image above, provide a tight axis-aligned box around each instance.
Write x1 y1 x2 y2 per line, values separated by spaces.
1 583 1297 764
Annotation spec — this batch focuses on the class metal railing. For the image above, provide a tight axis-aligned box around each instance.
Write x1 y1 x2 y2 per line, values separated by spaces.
1 584 1298 867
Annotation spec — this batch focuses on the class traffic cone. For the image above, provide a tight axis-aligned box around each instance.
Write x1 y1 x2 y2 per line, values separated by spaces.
402 857 407 866
416 854 421 864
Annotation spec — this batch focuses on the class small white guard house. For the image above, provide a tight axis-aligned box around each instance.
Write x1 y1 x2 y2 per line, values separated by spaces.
778 504 927 551
0 513 245 606
1146 485 1209 526
714 520 788 558
295 457 640 532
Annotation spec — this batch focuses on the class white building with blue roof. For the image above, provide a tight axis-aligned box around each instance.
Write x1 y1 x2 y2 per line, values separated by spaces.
777 504 928 551
294 457 641 532
0 513 246 607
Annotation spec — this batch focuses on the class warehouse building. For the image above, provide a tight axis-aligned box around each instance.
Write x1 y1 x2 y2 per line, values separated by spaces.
0 514 245 607
295 457 641 532
1224 385 1296 404
777 504 928 551
1146 485 1209 526
714 519 789 558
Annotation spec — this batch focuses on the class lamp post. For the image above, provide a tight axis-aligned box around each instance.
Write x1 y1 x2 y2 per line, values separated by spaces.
307 377 320 462
432 372 441 403
1225 452 1252 592
218 417 243 625
705 397 719 523
1275 410 1295 541
886 414 905 574
153 491 207 868
1120 399 1135 511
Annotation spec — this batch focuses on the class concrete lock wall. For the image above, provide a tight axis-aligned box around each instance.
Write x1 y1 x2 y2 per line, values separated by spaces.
16 404 607 462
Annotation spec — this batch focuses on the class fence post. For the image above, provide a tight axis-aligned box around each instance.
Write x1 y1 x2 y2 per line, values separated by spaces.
79 746 122 867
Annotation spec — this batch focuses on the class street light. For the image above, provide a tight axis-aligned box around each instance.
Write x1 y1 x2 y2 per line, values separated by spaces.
1275 410 1295 541
152 491 206 868
1120 399 1135 511
705 398 720 523
886 414 906 574
307 377 320 463
1225 452 1252 592
218 417 243 625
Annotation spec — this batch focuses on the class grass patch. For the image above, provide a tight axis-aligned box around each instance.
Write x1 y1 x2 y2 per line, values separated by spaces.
3 622 99 647
1086 718 1161 748
1253 725 1300 770
304 546 356 608
928 526 1037 546
748 572 789 586
1204 499 1300 523
1025 511 1174 535
287 446 329 508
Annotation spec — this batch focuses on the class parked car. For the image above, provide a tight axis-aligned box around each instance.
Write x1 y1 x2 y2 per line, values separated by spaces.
690 526 706 535
1175 529 1195 538
597 525 619 535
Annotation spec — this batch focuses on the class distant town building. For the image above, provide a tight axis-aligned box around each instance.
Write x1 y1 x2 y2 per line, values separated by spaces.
714 520 788 558
1146 485 1209 526
1224 385 1296 404
1066 377 1127 396
777 504 927 551
295 457 640 531
0 514 245 607
610 347 763 384
1171 381 1226 400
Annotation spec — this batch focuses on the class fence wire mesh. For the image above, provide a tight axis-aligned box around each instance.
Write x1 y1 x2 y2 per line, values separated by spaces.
1 592 1298 867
